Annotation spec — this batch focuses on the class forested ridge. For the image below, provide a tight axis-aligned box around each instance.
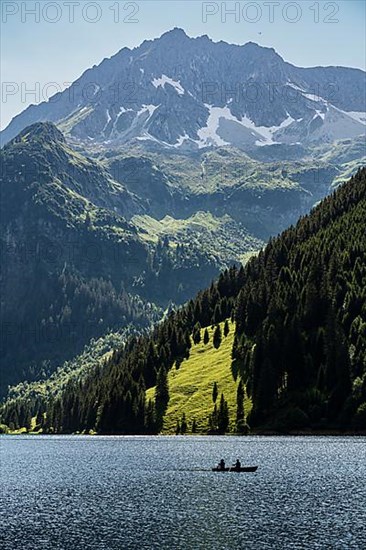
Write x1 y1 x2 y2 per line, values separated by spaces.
1 168 366 434
233 167 366 430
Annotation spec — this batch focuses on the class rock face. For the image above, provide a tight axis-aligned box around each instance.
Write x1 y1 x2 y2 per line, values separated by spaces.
1 28 365 148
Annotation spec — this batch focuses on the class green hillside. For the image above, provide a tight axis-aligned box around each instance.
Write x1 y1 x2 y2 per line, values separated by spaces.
2 169 366 435
146 321 251 433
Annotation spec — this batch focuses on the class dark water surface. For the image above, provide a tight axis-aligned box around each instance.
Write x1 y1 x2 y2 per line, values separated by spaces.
1 435 365 549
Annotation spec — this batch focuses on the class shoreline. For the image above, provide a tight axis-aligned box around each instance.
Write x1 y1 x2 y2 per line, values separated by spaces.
2 429 366 437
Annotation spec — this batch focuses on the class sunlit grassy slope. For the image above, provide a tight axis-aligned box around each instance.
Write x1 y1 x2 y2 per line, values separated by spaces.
132 212 263 265
146 321 251 434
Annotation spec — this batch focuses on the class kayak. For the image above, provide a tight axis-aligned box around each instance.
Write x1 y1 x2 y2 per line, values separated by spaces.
230 466 258 472
212 466 258 472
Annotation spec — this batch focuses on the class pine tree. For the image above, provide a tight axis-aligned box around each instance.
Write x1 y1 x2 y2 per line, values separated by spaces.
192 322 201 345
224 319 230 337
145 399 156 434
212 382 218 404
24 409 32 432
192 418 197 433
218 393 229 433
213 325 222 349
213 303 222 324
203 328 209 345
35 410 43 428
181 413 187 434
208 403 218 433
155 366 169 429
236 380 245 432
175 419 181 435
208 413 214 433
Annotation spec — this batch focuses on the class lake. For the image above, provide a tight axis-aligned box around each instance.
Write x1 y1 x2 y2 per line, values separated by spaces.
1 436 365 549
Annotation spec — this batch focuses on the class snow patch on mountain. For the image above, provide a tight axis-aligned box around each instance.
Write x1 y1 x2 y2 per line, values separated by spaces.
152 75 185 95
346 111 366 125
137 104 159 118
240 113 296 146
313 110 326 121
196 106 231 147
196 106 297 148
287 83 328 108
308 105 366 142
102 109 111 134
174 133 191 148
302 91 327 104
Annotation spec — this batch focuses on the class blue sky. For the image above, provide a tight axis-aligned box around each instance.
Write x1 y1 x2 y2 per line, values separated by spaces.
1 0 365 129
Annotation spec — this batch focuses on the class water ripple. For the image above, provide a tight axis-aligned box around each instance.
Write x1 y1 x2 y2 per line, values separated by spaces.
1 436 365 549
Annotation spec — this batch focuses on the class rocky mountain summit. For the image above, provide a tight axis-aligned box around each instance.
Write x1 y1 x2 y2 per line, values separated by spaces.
1 28 365 149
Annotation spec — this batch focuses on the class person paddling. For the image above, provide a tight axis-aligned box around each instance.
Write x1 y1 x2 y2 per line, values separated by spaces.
235 459 241 470
219 458 225 470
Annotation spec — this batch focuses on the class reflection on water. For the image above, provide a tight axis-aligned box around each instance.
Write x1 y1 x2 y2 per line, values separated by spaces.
1 435 365 549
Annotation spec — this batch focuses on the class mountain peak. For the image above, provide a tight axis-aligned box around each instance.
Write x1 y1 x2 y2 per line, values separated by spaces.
11 122 65 146
1 31 365 149
158 27 189 41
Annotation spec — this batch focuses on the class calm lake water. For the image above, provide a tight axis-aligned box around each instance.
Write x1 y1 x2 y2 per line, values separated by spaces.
1 436 365 549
